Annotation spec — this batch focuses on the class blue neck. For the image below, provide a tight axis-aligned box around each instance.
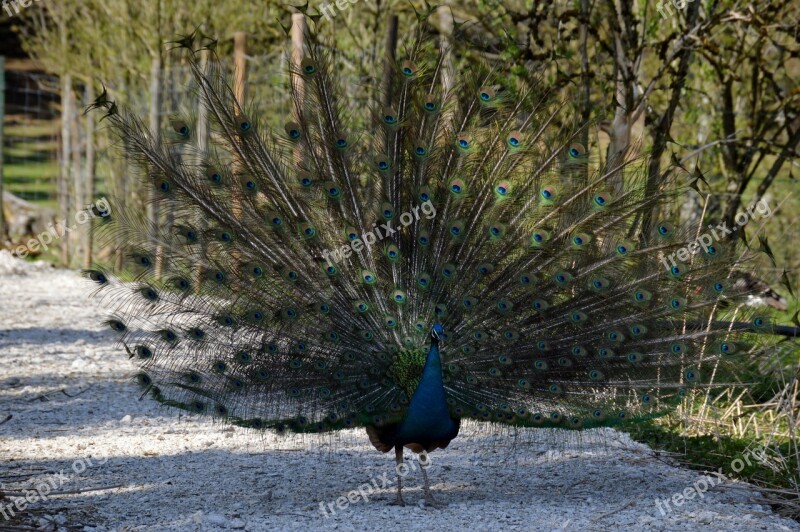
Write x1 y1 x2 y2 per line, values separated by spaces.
395 337 455 442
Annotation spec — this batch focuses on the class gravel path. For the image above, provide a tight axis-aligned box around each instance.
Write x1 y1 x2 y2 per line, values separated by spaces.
1 254 798 531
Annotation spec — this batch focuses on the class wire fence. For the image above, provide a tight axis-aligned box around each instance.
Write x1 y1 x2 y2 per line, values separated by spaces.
1 43 379 266
1 45 373 209
3 70 60 208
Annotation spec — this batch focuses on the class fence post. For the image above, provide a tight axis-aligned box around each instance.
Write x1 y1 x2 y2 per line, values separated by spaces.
231 32 247 220
148 54 163 277
83 83 96 269
194 49 211 293
0 56 5 246
114 76 130 272
438 7 454 93
381 15 398 107
291 14 306 166
59 74 72 265
234 32 248 109
70 83 82 267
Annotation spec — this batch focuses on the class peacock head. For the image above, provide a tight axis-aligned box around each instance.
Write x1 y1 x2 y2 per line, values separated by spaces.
431 323 445 343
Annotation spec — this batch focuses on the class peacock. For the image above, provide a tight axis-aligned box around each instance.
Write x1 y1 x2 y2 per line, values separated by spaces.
83 18 796 507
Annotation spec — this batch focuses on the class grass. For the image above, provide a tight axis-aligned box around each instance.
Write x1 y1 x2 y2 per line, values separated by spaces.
624 366 800 520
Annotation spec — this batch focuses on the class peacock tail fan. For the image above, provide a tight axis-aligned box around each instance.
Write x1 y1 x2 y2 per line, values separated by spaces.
84 23 778 439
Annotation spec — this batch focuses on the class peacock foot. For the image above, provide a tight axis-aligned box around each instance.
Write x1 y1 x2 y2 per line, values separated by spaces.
388 495 407 507
422 493 444 509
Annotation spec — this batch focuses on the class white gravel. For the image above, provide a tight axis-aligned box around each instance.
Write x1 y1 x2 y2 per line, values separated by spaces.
1 257 798 531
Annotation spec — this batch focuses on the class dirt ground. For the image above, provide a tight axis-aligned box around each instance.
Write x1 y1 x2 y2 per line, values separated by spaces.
1 254 798 531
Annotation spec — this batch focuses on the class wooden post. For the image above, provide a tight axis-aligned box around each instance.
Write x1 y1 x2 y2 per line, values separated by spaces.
234 32 248 110
194 49 211 293
114 76 130 272
291 15 306 167
148 54 163 277
59 74 72 265
197 50 211 159
438 7 454 93
381 15 399 107
70 83 83 267
231 32 248 220
0 56 5 246
291 14 306 111
83 84 96 269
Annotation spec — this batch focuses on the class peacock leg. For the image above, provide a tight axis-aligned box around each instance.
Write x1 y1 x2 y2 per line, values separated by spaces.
388 445 406 506
419 455 441 508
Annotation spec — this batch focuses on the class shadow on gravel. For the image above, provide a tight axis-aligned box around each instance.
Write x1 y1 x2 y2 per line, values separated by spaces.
0 327 111 348
0 442 664 530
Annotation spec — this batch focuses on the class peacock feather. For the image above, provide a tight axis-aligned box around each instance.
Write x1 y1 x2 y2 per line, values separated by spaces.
83 21 792 505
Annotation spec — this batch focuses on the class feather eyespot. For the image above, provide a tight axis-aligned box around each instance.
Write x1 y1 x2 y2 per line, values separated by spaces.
593 192 611 208
298 171 313 187
235 114 252 133
456 133 473 153
382 107 398 126
385 244 400 261
361 269 377 285
567 143 586 158
656 221 675 237
206 167 223 185
418 186 432 202
540 186 556 201
506 131 523 149
323 181 341 199
423 95 438 112
488 223 506 239
478 86 496 102
400 60 417 77
495 180 511 197
449 178 466 196
334 134 348 149
284 122 301 140
380 202 395 220
299 223 317 239
300 58 317 75
448 220 465 238
417 273 431 288
170 119 190 137
86 270 108 284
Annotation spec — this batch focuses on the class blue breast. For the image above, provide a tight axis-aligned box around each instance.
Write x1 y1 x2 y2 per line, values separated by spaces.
394 340 458 444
